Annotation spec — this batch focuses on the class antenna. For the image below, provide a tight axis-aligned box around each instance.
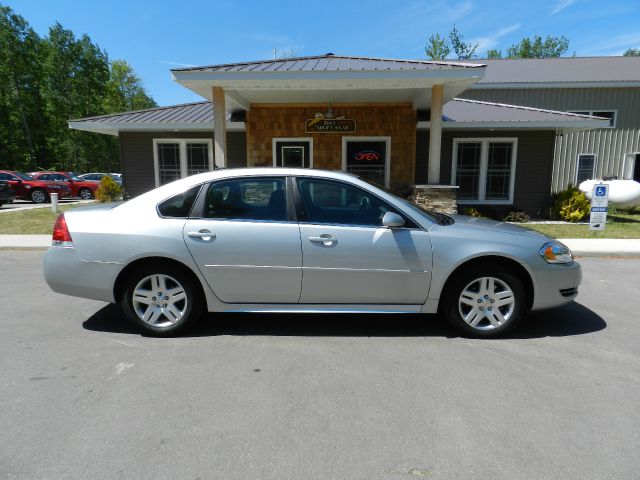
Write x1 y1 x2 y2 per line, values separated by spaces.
273 45 277 60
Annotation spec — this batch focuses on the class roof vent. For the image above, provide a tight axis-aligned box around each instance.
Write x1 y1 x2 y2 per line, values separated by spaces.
325 52 334 56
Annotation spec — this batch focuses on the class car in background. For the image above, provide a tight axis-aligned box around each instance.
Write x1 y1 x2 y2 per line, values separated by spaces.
30 171 99 200
43 168 581 338
78 172 123 187
0 170 71 203
0 180 15 208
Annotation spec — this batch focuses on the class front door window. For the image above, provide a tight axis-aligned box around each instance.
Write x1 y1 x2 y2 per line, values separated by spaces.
274 140 311 168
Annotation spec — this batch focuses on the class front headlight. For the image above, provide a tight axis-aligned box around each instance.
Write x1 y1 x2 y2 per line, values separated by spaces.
539 241 573 264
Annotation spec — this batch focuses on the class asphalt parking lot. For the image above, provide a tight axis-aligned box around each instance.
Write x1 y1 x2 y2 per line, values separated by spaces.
1 251 639 480
0 198 91 213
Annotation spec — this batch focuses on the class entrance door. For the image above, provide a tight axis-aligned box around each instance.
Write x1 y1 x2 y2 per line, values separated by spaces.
634 154 640 182
342 137 390 187
273 139 312 168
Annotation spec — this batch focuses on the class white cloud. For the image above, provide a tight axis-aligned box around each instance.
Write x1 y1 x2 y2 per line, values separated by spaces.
446 1 474 21
157 60 198 68
471 24 522 52
550 0 576 15
579 33 640 55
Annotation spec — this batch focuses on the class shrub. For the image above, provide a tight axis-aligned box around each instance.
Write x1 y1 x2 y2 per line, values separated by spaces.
463 207 484 218
503 210 530 223
95 175 123 203
553 186 590 222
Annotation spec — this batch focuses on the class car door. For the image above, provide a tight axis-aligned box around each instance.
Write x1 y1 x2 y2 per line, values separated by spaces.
183 176 302 304
295 177 432 305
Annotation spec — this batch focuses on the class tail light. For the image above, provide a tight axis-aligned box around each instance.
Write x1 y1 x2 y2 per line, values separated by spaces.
52 213 73 247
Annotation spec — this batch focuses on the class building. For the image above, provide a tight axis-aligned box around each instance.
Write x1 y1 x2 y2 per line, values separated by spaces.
461 56 640 192
69 54 611 216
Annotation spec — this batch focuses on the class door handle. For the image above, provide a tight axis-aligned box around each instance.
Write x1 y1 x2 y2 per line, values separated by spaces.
308 235 337 246
187 230 216 241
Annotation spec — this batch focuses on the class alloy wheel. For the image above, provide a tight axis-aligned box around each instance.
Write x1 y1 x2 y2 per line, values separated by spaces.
31 190 47 203
458 276 515 331
131 274 188 328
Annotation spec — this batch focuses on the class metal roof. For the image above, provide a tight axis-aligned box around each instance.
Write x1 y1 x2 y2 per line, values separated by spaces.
69 98 608 135
465 56 640 86
442 98 606 123
69 101 223 124
171 54 484 73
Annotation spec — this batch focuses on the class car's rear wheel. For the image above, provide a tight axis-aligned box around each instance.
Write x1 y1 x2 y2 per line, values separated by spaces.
79 188 93 200
441 266 525 337
30 189 48 204
121 265 203 336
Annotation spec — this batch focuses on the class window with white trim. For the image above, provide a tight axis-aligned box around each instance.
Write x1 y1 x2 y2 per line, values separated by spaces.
452 138 517 204
576 154 596 184
153 139 214 187
568 110 616 127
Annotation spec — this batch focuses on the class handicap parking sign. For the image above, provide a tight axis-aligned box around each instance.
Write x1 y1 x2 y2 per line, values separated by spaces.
595 185 608 197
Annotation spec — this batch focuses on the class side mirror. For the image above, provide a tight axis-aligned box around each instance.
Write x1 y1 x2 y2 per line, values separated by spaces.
382 211 405 228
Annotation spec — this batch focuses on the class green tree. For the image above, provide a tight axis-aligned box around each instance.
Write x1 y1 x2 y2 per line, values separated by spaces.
623 48 640 57
506 35 569 58
449 25 478 59
104 60 157 112
425 33 450 60
0 6 47 170
486 49 502 59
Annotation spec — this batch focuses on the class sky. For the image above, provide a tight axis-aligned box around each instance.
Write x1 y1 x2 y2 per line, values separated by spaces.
5 0 640 106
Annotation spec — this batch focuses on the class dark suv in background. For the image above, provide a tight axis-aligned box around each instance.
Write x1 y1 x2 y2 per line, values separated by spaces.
0 180 15 208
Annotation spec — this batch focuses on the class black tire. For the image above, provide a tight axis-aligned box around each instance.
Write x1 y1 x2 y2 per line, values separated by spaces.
30 189 48 204
79 188 93 200
121 263 204 336
440 265 525 338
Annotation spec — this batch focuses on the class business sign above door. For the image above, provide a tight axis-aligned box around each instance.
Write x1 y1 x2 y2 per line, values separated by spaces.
305 113 356 133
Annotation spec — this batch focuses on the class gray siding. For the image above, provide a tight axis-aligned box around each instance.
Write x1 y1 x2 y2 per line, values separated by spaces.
461 87 640 191
416 130 556 217
119 131 247 197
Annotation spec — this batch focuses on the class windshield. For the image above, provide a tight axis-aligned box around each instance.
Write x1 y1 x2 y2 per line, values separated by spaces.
360 178 454 225
67 172 81 181
15 172 35 181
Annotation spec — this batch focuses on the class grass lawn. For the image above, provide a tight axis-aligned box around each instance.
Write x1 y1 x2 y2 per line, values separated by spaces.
523 212 640 239
0 203 94 234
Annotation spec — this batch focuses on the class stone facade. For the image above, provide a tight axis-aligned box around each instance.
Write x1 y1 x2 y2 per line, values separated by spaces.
410 185 459 214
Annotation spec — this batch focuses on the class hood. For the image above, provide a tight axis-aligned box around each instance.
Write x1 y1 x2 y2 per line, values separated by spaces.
448 214 549 239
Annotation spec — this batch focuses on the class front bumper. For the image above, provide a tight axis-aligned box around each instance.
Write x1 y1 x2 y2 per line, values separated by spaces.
531 260 582 311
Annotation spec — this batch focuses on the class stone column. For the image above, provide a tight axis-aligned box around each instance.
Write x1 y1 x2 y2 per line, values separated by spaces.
428 84 444 184
212 86 227 168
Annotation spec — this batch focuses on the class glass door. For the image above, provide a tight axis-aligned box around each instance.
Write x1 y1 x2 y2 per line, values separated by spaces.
273 139 312 168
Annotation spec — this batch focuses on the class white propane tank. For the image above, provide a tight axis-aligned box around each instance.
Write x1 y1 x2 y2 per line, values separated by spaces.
579 179 640 209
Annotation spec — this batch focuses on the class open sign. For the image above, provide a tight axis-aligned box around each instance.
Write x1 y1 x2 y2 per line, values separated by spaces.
355 151 380 161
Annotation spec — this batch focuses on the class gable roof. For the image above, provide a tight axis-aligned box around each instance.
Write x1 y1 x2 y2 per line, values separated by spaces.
68 98 609 135
171 54 484 73
466 56 640 88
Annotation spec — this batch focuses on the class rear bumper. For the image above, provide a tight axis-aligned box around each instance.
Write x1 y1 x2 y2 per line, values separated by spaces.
531 260 582 310
43 246 122 303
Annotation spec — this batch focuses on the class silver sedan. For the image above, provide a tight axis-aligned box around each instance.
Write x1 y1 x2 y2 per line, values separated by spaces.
43 168 581 337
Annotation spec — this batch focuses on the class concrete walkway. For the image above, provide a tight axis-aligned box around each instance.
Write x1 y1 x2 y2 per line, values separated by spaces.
1 234 639 256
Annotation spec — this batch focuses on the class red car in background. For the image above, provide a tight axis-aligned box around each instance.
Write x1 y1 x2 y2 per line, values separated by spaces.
29 171 99 200
0 170 71 204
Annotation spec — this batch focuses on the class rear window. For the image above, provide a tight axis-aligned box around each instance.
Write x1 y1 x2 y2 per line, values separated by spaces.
157 185 201 218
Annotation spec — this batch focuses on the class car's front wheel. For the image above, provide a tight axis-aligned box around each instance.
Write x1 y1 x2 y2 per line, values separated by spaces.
441 266 525 337
79 188 93 200
121 265 203 336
